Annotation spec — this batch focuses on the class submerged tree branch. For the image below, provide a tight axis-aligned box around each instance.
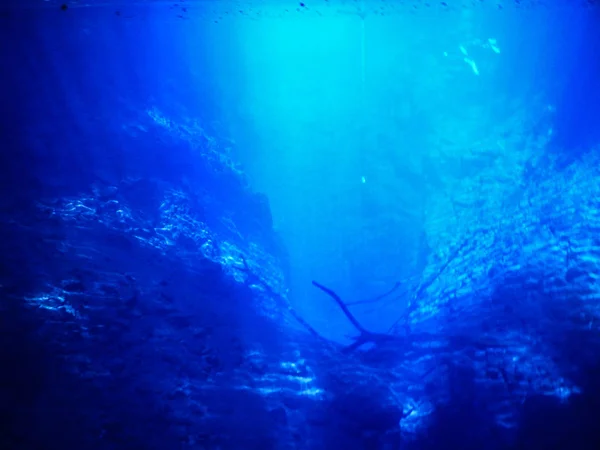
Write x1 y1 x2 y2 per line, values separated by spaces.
345 281 401 306
312 280 398 352
312 281 366 332
236 257 402 352
387 237 471 334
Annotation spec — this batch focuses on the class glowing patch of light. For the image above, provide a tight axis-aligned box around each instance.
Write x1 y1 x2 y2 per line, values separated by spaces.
550 384 581 403
464 57 479 75
24 292 80 318
299 387 324 397
233 13 360 143
488 38 501 53
280 361 299 371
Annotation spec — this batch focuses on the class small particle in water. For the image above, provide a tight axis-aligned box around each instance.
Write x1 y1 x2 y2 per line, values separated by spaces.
60 3 68 10
299 2 305 7
361 176 366 184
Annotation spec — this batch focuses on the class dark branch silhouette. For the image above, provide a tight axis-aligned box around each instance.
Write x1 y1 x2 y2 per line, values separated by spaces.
345 281 401 306
238 238 472 354
312 281 366 332
386 237 471 334
312 280 399 352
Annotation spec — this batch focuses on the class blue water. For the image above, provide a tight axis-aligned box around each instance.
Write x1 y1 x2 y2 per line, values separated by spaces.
2 0 600 449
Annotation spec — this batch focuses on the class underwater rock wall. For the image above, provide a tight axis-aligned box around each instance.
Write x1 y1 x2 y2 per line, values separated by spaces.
0 9 414 450
0 83 412 448
392 149 600 443
0 103 417 449
0 97 311 448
